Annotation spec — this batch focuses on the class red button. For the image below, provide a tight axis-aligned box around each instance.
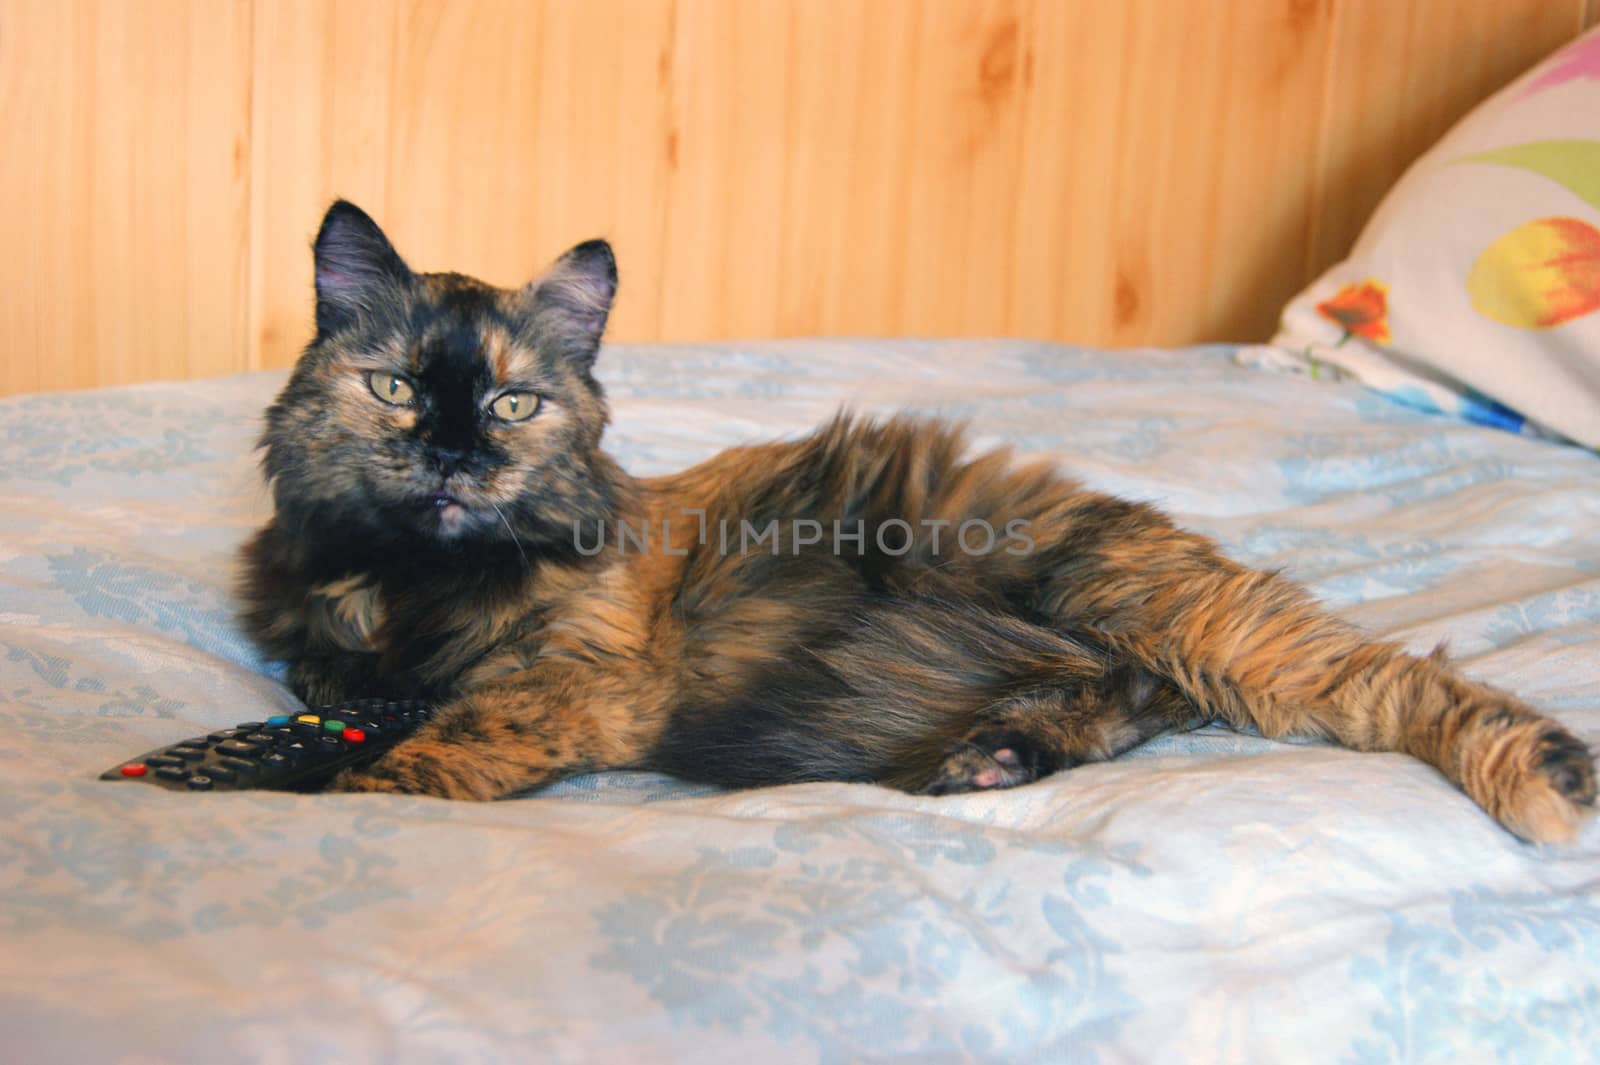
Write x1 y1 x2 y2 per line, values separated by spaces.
121 763 148 777
341 727 366 743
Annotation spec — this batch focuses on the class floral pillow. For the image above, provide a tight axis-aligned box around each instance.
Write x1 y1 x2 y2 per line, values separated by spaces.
1244 27 1600 450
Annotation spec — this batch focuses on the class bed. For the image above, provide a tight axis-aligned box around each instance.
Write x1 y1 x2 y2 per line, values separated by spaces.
2 338 1596 1062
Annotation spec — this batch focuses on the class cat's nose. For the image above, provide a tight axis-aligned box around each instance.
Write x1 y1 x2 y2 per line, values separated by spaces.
432 448 469 478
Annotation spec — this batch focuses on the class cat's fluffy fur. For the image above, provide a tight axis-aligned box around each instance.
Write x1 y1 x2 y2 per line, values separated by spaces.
238 201 1596 844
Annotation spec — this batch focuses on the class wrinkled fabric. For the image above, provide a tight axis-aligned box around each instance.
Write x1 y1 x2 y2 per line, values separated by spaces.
1 341 1596 1064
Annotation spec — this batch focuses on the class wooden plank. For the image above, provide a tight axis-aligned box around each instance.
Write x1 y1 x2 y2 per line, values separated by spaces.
249 0 678 364
377 0 677 336
655 0 796 339
3 0 1594 393
893 0 1033 338
1306 0 1587 278
0 0 253 394
1070 0 1337 345
246 0 398 370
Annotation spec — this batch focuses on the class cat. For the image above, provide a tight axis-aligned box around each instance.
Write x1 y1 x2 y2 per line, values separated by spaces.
238 200 1596 844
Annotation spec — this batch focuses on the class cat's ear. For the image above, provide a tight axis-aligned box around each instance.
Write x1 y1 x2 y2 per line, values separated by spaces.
312 200 413 336
522 239 617 367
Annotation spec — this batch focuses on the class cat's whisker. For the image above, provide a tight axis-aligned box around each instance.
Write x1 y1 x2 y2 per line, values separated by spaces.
489 500 531 570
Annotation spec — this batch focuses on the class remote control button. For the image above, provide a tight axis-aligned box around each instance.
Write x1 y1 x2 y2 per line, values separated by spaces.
322 719 346 733
296 714 321 725
155 766 188 781
204 764 237 782
266 715 291 727
120 763 148 777
243 732 279 745
208 730 239 742
216 740 265 758
171 746 207 760
146 755 185 769
262 752 291 769
217 756 257 773
316 735 345 751
341 727 366 743
186 775 214 790
239 722 263 731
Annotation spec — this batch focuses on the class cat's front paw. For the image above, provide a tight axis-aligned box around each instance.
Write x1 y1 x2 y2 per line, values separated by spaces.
326 740 499 800
328 767 415 795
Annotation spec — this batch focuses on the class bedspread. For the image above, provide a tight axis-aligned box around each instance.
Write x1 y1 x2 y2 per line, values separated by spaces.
2 341 1596 1063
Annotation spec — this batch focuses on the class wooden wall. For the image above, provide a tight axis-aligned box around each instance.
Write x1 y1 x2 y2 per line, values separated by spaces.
1 0 1592 395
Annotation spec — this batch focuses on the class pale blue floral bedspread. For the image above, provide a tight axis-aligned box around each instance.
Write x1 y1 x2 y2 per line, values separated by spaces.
2 341 1597 1064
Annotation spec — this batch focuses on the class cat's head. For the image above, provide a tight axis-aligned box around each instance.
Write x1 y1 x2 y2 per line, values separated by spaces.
261 200 620 564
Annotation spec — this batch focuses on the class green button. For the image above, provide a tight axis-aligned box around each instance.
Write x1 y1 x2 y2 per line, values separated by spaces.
323 719 346 732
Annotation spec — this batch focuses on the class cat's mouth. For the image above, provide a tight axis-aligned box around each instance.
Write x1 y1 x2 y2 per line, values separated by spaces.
429 490 470 531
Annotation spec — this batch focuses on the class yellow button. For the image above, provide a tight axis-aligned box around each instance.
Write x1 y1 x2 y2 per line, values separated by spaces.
296 715 321 725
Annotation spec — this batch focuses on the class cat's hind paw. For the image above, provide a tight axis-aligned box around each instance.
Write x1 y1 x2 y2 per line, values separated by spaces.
1463 717 1597 845
921 728 1059 796
1500 726 1597 845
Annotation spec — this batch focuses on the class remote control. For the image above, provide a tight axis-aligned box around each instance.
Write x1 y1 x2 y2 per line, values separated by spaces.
100 699 433 792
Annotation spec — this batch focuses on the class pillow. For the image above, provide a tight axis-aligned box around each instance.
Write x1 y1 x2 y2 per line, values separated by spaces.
1244 27 1600 450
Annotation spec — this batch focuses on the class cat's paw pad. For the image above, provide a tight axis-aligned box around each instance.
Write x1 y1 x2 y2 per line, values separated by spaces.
922 729 1057 795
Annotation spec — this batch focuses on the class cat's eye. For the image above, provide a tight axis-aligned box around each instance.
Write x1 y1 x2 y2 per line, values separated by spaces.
367 371 415 406
490 392 541 422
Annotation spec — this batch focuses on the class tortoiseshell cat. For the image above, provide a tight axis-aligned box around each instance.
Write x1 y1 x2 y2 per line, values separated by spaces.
239 201 1596 844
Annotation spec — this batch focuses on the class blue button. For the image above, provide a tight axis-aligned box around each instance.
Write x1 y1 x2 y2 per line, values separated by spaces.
266 715 291 727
